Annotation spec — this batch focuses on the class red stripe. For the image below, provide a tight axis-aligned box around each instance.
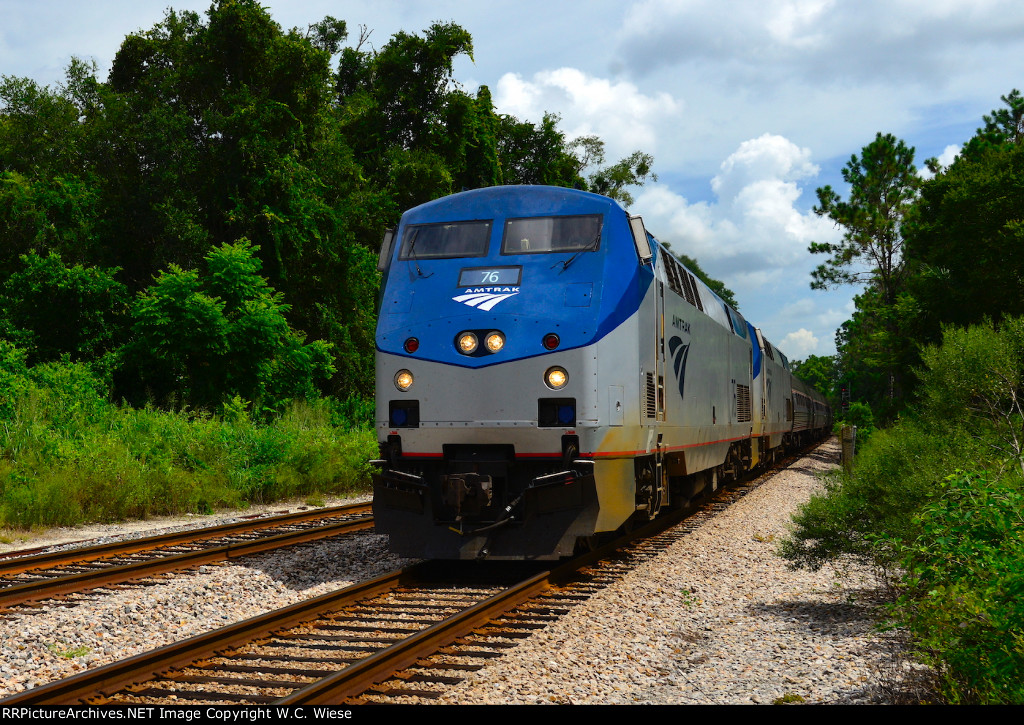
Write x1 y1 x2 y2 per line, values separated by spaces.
584 433 750 458
399 435 750 460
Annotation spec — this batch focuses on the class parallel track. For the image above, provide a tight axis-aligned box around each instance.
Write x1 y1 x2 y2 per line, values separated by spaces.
0 502 374 610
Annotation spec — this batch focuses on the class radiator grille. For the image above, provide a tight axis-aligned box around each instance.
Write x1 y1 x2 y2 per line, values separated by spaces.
736 384 752 422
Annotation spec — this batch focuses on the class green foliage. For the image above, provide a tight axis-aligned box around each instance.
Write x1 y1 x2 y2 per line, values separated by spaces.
0 2 658 406
891 471 1024 704
586 149 657 207
832 286 921 420
496 112 585 187
784 316 1024 702
0 340 28 419
799 91 1024 703
0 252 126 366
810 134 921 414
836 401 876 441
784 317 1024 571
907 120 1024 337
47 643 92 659
959 89 1024 159
0 172 101 275
781 418 979 570
810 132 919 303
0 361 376 528
123 240 334 411
916 317 1024 472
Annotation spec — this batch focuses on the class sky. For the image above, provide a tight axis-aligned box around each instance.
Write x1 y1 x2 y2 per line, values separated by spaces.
3 0 1024 359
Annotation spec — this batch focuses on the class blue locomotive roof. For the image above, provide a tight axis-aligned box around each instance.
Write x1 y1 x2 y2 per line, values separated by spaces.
376 186 653 367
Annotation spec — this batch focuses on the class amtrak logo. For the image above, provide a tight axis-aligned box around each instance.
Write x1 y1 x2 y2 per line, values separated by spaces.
452 287 520 311
669 335 691 400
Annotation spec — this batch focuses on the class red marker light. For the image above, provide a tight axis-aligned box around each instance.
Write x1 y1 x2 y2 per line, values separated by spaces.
543 333 560 350
404 337 419 353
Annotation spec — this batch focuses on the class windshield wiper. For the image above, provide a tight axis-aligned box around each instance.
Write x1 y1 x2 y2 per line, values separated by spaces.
406 229 434 280
551 232 601 273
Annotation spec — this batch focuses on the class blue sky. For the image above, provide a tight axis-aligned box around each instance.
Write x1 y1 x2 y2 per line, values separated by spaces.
3 0 1023 359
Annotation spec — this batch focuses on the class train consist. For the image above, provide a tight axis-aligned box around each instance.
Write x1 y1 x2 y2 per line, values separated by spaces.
372 186 831 559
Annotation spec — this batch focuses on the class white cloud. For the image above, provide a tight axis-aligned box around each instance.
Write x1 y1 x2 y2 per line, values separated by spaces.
781 328 819 357
937 144 961 167
617 0 1024 86
493 67 680 160
635 133 837 283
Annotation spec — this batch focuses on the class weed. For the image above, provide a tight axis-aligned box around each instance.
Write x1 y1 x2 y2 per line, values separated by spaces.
679 590 700 608
305 492 326 507
47 643 91 659
773 693 806 704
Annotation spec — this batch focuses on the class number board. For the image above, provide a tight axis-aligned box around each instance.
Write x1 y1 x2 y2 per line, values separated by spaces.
457 266 522 287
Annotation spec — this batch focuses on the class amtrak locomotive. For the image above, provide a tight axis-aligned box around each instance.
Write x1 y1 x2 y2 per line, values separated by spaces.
372 186 830 560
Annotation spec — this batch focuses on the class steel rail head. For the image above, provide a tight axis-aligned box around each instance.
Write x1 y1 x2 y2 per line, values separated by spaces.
0 502 372 576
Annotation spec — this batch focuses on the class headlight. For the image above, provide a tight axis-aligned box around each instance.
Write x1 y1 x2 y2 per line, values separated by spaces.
457 332 478 354
394 369 414 391
485 331 505 353
545 366 568 390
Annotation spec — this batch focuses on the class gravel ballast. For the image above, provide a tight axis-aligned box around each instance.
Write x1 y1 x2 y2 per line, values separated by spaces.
436 440 898 704
0 440 904 703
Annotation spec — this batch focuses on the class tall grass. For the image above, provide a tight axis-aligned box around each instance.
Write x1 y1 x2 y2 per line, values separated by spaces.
0 356 376 528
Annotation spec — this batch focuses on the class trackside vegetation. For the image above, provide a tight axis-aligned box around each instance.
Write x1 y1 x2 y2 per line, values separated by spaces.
786 209 1024 701
0 342 375 527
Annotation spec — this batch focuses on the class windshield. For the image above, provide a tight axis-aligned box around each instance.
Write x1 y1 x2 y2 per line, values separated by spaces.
399 220 492 260
501 215 602 255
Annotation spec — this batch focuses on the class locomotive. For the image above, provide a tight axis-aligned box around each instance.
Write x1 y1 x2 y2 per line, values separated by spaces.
372 185 830 560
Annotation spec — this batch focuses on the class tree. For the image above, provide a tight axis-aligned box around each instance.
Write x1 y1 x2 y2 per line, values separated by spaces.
584 148 657 207
960 89 1024 160
99 1 378 397
0 3 657 405
809 132 919 306
0 252 126 367
809 133 920 410
122 240 333 411
906 92 1024 340
495 112 585 188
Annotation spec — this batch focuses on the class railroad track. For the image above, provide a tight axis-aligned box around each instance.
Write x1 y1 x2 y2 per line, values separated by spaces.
1 442 827 705
0 502 374 610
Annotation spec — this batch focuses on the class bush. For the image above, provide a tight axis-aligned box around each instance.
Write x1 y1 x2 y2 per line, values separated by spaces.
835 400 876 442
780 418 984 571
122 240 334 411
891 471 1024 703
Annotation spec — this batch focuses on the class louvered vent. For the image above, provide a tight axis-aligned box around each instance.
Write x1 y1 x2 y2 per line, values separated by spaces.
686 272 704 312
645 372 657 418
736 384 752 422
680 268 696 307
666 259 683 299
